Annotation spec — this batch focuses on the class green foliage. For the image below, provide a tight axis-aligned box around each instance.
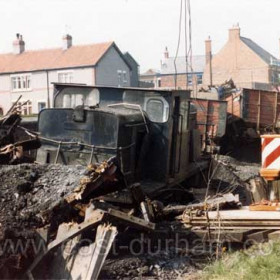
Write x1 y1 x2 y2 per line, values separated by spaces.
201 241 280 280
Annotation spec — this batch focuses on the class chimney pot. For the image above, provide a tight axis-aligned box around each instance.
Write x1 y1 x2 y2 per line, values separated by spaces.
13 33 25 54
63 34 72 50
164 46 169 59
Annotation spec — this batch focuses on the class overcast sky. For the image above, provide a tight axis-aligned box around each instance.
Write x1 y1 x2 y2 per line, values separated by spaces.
1 0 280 72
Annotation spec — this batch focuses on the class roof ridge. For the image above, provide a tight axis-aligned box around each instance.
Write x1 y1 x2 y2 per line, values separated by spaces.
0 40 116 73
240 36 277 63
0 41 114 56
165 54 205 59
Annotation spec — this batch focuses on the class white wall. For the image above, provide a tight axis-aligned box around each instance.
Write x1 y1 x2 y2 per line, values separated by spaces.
0 75 12 114
0 67 94 114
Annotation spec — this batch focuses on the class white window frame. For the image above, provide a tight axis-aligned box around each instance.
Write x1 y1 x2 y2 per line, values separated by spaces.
122 70 127 83
12 100 32 115
57 70 74 84
11 74 32 92
117 70 122 86
144 96 169 123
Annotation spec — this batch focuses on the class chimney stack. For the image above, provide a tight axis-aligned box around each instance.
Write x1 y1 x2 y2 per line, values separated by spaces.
164 46 169 59
205 36 212 64
62 34 72 50
205 36 213 87
229 24 240 41
13 33 25 54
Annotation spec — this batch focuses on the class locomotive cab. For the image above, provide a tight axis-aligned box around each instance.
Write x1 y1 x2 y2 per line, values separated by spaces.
36 84 204 187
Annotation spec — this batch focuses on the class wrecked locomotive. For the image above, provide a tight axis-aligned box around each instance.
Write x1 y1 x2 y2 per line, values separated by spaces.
36 84 209 188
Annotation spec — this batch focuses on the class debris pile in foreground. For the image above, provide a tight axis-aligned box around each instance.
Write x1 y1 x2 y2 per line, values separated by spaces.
1 154 278 279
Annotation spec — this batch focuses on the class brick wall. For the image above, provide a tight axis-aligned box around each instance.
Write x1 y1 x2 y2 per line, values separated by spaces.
160 74 201 90
203 27 272 88
161 74 187 89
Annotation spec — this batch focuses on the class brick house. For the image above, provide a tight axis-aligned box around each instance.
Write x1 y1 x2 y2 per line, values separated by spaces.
160 47 205 91
0 34 138 115
139 69 161 88
203 25 280 90
139 47 205 96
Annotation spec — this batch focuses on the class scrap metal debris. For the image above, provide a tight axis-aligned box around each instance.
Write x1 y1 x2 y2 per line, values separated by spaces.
0 97 40 164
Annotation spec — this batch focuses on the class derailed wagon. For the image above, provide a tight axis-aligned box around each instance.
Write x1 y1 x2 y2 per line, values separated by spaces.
223 88 280 134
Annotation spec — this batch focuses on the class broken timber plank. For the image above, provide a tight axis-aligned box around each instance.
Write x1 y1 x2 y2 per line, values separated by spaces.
186 209 280 220
106 208 155 231
249 178 268 202
25 210 105 276
192 226 280 230
185 193 240 211
190 220 280 225
49 210 105 251
82 224 118 280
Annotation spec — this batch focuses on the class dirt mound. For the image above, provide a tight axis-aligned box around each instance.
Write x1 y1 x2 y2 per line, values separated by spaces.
0 163 86 277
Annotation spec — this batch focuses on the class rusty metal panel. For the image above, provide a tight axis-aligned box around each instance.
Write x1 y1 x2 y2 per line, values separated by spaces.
224 91 242 119
192 98 227 139
242 89 279 130
222 88 280 132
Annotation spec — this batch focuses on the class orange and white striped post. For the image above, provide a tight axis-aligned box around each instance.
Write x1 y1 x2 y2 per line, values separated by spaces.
260 135 280 181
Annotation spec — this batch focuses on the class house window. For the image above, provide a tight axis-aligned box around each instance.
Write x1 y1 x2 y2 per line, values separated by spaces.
117 70 128 85
117 70 122 86
11 74 31 91
157 78 161 88
38 102 46 112
58 71 73 83
13 101 32 115
187 74 193 85
197 73 203 84
123 71 127 83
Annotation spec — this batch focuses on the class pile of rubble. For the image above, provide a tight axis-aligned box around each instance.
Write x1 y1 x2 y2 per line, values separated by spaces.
0 164 87 277
0 151 273 279
210 155 261 204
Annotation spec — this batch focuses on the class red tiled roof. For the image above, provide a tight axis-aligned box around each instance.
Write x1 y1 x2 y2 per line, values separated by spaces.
0 41 114 73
